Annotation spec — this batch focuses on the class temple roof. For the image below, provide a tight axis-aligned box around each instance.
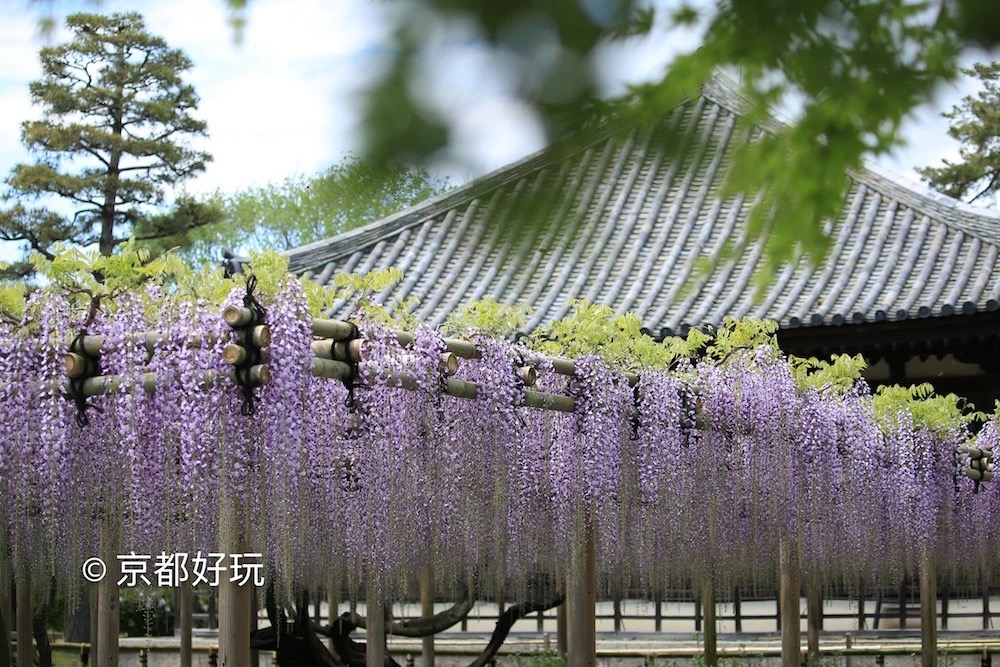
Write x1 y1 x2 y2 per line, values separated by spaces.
288 74 1000 336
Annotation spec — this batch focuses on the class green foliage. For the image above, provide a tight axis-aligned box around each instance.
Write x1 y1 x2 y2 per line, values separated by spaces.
532 299 674 370
333 267 404 314
873 383 981 433
444 296 531 338
791 354 868 394
4 243 338 328
919 62 1000 205
702 317 779 363
184 157 448 263
0 12 214 279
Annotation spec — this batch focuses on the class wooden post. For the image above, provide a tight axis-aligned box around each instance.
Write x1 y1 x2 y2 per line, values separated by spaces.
420 563 434 667
96 523 120 667
365 581 385 667
941 580 950 630
857 583 865 631
218 536 252 666
15 563 31 667
329 574 341 656
90 582 99 660
733 586 742 634
566 519 596 667
556 596 567 658
806 581 822 666
179 580 193 667
920 550 937 667
779 539 801 667
983 576 991 630
0 531 12 667
702 581 717 667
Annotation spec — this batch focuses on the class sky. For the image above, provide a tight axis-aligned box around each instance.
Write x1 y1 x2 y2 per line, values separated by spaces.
0 0 992 262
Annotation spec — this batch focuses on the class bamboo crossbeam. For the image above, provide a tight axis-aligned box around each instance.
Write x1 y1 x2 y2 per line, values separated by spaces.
310 317 357 341
71 332 221 356
63 370 221 397
312 330 639 386
311 341 460 377
306 356 576 412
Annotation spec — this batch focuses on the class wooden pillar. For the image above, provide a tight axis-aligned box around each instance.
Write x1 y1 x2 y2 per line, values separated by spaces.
90 582 99 659
219 498 251 667
0 532 12 667
806 582 822 666
920 550 937 667
779 539 801 667
702 581 717 667
15 563 31 667
983 576 991 630
329 574 341 656
556 597 567 658
96 524 120 667
420 563 434 667
566 519 596 667
941 580 950 631
179 581 193 667
733 586 742 634
365 581 385 667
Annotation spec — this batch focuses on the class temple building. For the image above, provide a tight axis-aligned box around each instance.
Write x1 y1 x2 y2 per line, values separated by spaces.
288 74 1000 411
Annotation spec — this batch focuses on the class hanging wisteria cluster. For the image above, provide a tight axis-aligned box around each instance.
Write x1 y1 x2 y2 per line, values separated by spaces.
1 270 998 607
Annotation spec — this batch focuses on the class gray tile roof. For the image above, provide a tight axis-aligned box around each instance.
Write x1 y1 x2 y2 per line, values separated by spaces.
288 74 1000 335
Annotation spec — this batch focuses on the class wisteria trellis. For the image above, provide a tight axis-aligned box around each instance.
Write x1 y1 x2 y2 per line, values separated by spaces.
1 275 998 609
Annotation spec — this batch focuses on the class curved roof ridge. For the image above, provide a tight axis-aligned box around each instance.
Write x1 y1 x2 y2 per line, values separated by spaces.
288 142 568 271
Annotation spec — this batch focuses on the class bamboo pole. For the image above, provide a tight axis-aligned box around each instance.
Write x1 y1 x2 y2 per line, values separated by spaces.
366 582 385 667
566 518 596 667
702 581 717 667
179 580 193 667
420 563 434 667
96 523 120 667
15 562 30 667
63 370 219 397
71 332 222 357
921 549 937 667
310 320 639 385
779 539 801 667
806 581 822 666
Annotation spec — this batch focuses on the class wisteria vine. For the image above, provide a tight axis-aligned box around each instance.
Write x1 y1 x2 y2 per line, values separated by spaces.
0 269 998 610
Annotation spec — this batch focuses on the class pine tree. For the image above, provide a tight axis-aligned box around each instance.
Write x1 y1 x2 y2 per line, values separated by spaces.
919 62 1000 206
0 12 220 279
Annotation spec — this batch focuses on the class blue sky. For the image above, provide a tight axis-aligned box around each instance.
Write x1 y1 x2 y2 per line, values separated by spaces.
0 0 990 262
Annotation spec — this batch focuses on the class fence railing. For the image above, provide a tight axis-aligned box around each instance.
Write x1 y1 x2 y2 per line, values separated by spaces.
186 583 998 635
